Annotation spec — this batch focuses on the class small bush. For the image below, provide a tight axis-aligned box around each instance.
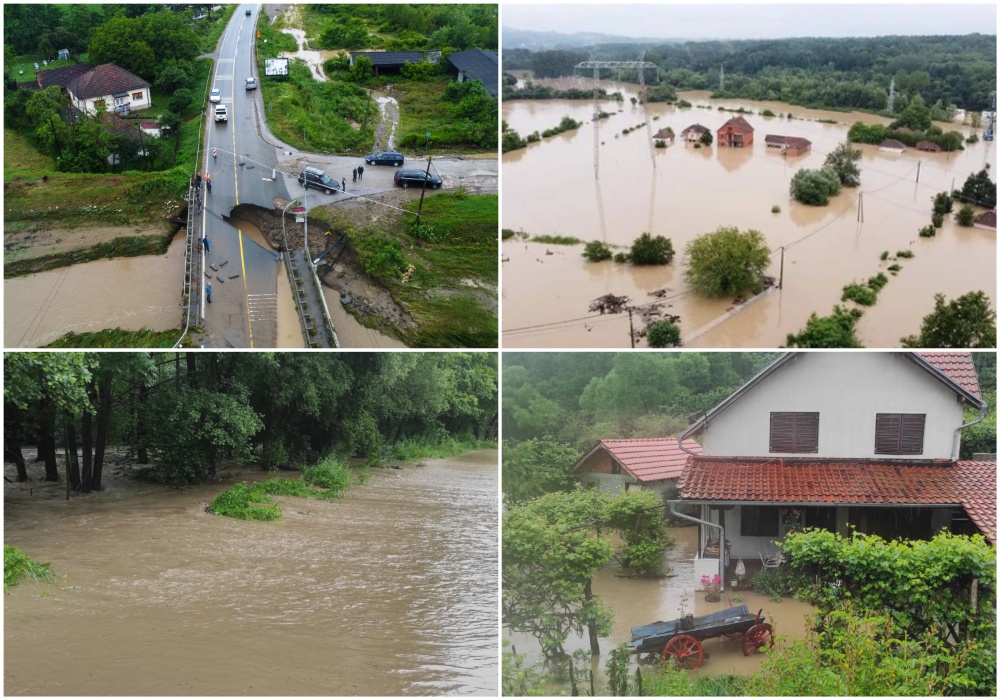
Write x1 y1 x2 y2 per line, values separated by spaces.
654 139 667 149
613 252 629 263
785 305 864 348
302 455 351 495
880 250 890 260
842 283 878 306
867 273 888 291
629 232 675 265
771 204 781 213
888 264 902 273
532 235 581 245
931 211 945 228
646 320 682 347
896 249 914 258
761 109 776 117
583 240 612 262
933 191 954 215
919 225 937 238
4 546 53 590
501 228 516 240
956 204 976 226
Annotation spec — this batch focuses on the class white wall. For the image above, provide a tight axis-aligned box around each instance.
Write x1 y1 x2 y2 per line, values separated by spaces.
703 353 965 459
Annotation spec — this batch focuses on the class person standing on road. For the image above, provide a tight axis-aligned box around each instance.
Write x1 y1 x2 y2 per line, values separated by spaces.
196 171 202 188
206 283 213 304
342 177 347 191
352 167 358 183
203 236 210 253
358 164 364 180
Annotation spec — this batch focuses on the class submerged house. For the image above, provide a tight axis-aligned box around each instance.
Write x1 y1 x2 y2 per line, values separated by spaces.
573 437 702 499
653 127 675 145
680 124 710 142
717 116 754 148
973 210 996 231
764 134 811 156
672 352 994 587
878 138 906 153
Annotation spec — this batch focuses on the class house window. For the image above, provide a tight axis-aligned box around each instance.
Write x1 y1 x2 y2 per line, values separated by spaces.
875 413 925 455
611 461 620 475
769 412 819 453
132 91 143 100
741 506 779 537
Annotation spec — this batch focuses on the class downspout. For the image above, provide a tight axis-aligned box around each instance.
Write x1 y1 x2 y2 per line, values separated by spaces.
952 402 987 461
677 412 706 457
668 500 725 593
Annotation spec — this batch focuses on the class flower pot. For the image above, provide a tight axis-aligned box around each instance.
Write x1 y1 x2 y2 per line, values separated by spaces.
705 592 721 602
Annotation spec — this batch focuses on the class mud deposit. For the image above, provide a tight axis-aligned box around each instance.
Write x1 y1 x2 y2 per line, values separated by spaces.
503 81 996 348
4 451 498 696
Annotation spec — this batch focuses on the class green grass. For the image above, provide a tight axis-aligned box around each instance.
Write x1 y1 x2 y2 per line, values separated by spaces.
502 228 517 240
388 434 497 462
4 545 53 591
44 328 187 348
896 250 915 258
199 5 238 54
5 233 177 278
302 455 352 495
841 273 888 307
532 235 581 245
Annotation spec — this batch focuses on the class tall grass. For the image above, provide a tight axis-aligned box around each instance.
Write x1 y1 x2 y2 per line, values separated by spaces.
388 434 497 462
4 545 53 591
45 328 186 348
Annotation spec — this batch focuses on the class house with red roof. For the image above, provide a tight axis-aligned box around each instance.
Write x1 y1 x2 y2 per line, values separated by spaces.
573 437 702 499
672 352 994 585
717 116 754 148
66 63 151 116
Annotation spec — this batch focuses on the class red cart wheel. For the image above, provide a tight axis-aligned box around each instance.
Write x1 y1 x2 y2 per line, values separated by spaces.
742 623 773 656
663 634 704 669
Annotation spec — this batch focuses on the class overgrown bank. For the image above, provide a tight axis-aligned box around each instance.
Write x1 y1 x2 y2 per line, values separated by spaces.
4 545 53 591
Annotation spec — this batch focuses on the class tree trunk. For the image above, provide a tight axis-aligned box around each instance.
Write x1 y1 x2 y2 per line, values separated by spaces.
5 407 29 482
92 373 113 491
37 409 59 482
186 352 197 387
5 445 28 482
81 407 94 493
66 416 81 491
584 581 601 655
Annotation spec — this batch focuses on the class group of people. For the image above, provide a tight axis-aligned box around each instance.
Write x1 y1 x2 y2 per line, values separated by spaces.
346 164 365 190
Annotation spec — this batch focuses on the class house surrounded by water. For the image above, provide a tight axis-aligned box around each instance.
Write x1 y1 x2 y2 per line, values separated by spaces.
764 134 811 156
717 116 755 147
680 124 710 143
573 437 701 500
671 352 994 584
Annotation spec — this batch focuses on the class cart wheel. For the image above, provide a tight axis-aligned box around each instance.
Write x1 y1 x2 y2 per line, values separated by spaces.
663 635 704 670
742 623 773 656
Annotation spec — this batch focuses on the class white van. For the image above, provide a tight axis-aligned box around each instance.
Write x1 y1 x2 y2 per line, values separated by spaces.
214 105 228 122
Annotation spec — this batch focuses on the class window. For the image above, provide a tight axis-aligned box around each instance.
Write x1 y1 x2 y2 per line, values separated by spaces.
875 413 925 455
769 412 819 453
132 91 143 100
741 506 779 537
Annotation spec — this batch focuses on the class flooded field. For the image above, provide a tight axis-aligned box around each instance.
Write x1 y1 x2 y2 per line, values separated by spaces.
4 233 185 348
505 526 815 680
4 451 498 696
503 80 997 348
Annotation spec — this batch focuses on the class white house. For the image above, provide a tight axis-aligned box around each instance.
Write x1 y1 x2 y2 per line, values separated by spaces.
573 437 701 499
672 352 994 587
66 63 151 116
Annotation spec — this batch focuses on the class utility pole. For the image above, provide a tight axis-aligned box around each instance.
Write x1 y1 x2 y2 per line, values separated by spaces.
916 160 921 183
627 307 636 348
415 156 433 226
778 246 785 289
857 192 864 223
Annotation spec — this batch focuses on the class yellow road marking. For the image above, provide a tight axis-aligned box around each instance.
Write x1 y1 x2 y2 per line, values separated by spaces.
238 229 253 348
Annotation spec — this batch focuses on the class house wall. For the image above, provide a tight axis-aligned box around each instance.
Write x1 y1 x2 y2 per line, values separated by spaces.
73 89 151 115
718 126 753 147
575 452 678 498
702 353 965 459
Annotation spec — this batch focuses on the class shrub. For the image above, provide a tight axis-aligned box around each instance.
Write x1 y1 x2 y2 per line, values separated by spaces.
583 240 612 262
761 109 776 117
888 264 902 273
168 87 193 114
933 191 954 215
880 250 890 260
613 252 628 263
896 249 914 258
785 305 864 347
654 139 667 148
867 272 888 291
842 282 878 306
931 211 945 228
698 130 713 146
901 291 997 348
919 225 937 238
646 320 682 347
771 204 781 213
4 545 53 590
956 204 976 226
790 167 842 205
302 455 351 495
684 226 771 298
629 232 675 265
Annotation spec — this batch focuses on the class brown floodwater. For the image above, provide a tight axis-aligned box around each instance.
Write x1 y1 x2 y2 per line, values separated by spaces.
505 526 816 680
4 451 499 696
503 81 997 348
4 232 185 348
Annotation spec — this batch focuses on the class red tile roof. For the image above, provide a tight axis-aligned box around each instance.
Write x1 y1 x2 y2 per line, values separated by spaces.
718 115 754 134
974 210 996 229
917 352 981 399
954 461 997 543
764 134 811 149
579 438 702 482
67 63 149 101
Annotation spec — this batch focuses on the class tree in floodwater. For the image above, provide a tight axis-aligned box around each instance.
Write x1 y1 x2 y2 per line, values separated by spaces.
503 489 673 658
823 141 862 187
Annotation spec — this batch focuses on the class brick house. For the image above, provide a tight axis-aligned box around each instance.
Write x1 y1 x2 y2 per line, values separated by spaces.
717 116 754 148
66 63 152 116
573 438 702 500
764 134 811 156
671 352 994 585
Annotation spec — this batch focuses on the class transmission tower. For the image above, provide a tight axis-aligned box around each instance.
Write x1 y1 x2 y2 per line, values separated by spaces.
719 64 725 92
887 77 896 113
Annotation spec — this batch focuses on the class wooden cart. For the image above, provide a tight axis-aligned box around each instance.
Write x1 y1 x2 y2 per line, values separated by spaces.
628 604 773 669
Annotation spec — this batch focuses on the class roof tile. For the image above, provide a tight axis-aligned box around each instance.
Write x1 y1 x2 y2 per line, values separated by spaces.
587 438 702 482
918 352 981 399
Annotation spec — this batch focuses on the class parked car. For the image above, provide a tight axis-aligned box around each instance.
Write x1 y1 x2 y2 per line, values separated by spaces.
394 169 442 189
246 77 257 90
298 166 339 194
210 88 221 103
214 105 228 122
365 151 404 166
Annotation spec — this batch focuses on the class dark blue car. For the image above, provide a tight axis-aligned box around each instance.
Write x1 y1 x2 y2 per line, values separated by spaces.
394 169 442 189
365 151 404 166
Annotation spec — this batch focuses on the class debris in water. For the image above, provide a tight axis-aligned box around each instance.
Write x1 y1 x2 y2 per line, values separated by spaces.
590 293 630 314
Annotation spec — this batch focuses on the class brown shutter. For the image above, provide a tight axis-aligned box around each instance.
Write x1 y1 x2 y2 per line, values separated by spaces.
875 414 925 455
898 414 925 454
770 412 819 453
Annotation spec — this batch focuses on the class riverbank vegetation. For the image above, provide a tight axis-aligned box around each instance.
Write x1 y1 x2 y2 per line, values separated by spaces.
503 34 995 113
4 545 54 591
4 352 497 491
44 328 187 348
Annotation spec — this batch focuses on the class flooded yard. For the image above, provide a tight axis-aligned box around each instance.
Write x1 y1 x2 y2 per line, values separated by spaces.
503 81 996 347
4 451 498 696
505 526 815 680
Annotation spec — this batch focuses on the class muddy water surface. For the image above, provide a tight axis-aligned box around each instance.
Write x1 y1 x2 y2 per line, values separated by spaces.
506 526 815 679
503 81 996 348
4 451 498 696
4 233 185 348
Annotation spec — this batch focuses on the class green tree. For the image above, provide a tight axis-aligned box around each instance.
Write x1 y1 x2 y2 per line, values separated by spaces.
349 55 374 83
646 320 682 348
890 93 932 131
167 87 192 115
823 141 862 187
901 291 996 348
785 305 864 348
684 226 772 298
956 204 976 226
933 191 954 215
629 232 675 265
958 169 997 208
501 437 579 505
790 167 842 205
583 240 613 262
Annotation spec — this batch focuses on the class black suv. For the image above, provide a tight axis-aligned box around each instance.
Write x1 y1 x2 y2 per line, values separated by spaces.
298 166 339 194
394 169 442 189
365 151 404 166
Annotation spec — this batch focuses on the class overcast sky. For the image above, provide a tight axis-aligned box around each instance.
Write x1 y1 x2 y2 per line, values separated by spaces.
502 3 998 40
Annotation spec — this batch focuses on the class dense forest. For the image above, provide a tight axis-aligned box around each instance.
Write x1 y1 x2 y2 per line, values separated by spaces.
4 352 497 490
502 352 996 503
504 34 996 113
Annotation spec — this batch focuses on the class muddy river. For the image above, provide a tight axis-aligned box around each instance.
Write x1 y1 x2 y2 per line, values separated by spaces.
4 451 498 696
505 525 815 681
503 81 997 348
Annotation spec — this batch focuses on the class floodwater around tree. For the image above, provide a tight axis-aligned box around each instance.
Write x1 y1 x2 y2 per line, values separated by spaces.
4 232 185 348
502 79 997 348
505 525 815 679
4 450 498 696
